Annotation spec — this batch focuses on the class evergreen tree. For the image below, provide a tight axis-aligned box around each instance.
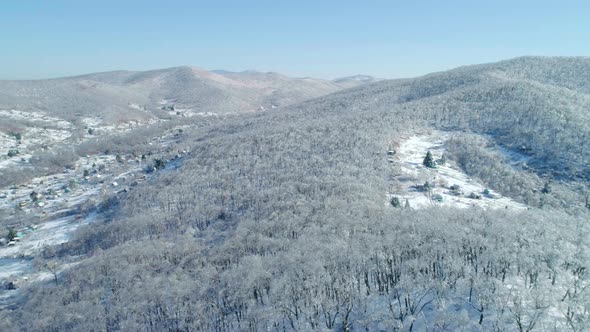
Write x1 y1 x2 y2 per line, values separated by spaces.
154 159 166 170
9 132 21 141
7 228 16 241
423 151 436 168
541 181 551 194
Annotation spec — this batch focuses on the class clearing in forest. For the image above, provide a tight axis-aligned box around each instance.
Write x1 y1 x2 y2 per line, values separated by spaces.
389 131 528 210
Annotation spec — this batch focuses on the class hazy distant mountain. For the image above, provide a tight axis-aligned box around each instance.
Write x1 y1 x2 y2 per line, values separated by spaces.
0 67 377 125
207 69 356 109
332 74 382 88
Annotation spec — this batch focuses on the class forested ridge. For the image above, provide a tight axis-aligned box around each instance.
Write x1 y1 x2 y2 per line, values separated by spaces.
1 57 589 331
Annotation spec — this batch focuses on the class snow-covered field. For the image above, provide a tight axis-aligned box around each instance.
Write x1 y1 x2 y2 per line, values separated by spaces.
82 116 159 137
163 107 220 118
389 131 527 210
0 110 71 129
0 109 73 169
0 259 32 281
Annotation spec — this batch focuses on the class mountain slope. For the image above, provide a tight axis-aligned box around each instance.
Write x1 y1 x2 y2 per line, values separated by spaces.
289 56 590 180
0 67 375 125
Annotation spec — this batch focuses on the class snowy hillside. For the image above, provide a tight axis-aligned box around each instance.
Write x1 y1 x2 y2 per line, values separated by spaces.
287 56 590 182
389 131 527 210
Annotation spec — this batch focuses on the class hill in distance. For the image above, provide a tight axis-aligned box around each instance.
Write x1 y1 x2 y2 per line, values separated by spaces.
0 67 379 126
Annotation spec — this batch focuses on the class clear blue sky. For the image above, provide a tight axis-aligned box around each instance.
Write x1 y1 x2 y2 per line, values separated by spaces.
2 0 590 79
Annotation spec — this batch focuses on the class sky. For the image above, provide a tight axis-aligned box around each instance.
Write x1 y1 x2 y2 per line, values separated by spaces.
2 0 590 80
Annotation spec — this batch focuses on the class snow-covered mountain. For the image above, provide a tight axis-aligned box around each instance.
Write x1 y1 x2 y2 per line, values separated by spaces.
2 57 590 331
0 66 376 124
332 74 382 88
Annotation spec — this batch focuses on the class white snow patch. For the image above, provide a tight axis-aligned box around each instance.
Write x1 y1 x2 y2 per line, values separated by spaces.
0 109 71 129
128 103 145 111
388 131 528 210
0 259 32 280
81 117 103 128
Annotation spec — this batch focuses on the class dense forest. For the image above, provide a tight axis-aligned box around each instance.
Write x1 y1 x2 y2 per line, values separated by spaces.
1 57 589 331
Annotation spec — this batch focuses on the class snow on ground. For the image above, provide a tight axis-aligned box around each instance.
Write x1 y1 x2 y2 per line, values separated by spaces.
162 106 220 118
0 216 88 307
496 144 532 168
0 110 73 169
128 103 146 111
193 111 219 117
80 117 103 129
0 132 16 153
0 259 32 280
81 115 158 138
0 213 97 263
98 117 159 134
0 129 63 169
0 109 71 129
389 130 527 210
0 154 116 213
0 152 32 171
0 156 128 284
13 126 72 155
0 124 190 304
